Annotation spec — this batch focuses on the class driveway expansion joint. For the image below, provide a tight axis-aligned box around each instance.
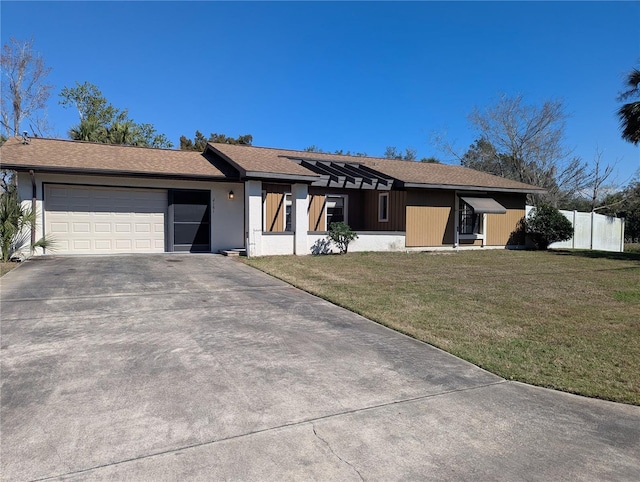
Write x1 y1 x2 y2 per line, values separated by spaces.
0 285 296 303
30 381 507 482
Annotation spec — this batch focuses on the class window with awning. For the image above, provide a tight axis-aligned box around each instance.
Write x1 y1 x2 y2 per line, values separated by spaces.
459 197 507 214
458 197 506 235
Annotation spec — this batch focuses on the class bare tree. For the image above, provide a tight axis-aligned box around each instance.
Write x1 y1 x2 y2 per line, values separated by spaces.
586 148 616 211
1 37 53 137
461 95 589 205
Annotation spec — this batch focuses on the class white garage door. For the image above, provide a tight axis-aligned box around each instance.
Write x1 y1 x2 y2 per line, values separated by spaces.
45 185 167 254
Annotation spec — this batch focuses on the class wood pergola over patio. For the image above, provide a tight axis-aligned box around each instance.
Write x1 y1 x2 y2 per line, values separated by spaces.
287 157 397 190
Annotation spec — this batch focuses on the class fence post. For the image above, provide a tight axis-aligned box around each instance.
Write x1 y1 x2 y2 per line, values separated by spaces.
590 211 595 250
573 210 577 249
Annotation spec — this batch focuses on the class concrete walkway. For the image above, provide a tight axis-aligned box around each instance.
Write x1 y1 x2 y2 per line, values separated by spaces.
1 255 638 481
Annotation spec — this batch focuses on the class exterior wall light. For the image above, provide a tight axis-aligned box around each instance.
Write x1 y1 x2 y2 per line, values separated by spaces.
228 190 235 200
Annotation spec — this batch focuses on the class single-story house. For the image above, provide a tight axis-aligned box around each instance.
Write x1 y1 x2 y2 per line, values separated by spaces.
0 136 544 256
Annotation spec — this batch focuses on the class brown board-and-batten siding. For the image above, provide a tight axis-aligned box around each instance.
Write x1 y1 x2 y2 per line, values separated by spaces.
405 189 456 247
362 190 406 231
486 193 527 246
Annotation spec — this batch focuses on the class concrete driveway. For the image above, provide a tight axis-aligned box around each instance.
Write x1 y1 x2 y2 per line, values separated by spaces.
1 255 638 481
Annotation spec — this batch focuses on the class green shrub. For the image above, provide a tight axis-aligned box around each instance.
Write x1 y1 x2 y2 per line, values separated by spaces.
526 204 573 250
327 222 358 254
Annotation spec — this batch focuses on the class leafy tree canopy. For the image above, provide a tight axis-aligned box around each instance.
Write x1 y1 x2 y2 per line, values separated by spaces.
60 81 172 148
303 145 367 157
384 146 417 161
179 131 253 151
306 145 436 162
420 156 441 163
461 138 518 178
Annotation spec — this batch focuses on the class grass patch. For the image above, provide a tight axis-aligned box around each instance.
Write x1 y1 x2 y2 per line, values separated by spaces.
614 291 640 303
625 243 640 254
244 249 640 405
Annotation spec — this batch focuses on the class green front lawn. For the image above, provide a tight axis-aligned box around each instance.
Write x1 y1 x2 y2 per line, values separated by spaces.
244 249 640 405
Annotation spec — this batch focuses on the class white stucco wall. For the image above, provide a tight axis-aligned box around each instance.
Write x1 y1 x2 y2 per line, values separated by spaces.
291 184 309 255
16 172 245 255
307 231 407 254
262 233 295 255
245 180 263 257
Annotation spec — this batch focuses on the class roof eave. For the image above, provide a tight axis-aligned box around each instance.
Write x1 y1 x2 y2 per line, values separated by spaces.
403 182 546 194
243 171 320 183
4 165 230 182
207 145 321 183
205 144 250 177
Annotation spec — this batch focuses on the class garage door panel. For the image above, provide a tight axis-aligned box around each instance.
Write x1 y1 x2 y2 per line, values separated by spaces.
49 223 69 233
135 240 152 249
115 239 132 250
45 185 167 254
95 240 112 250
94 223 111 233
72 240 91 250
72 223 90 233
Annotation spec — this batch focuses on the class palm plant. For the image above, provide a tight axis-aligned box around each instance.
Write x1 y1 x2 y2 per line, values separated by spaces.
618 68 640 145
68 117 107 143
0 188 50 261
106 121 136 145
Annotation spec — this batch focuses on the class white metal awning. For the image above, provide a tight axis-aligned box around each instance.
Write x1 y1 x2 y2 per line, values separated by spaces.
460 197 507 214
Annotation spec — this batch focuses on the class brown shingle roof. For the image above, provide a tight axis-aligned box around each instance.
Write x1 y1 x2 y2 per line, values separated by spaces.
0 137 544 193
0 136 227 179
209 143 320 179
208 143 544 192
358 156 542 191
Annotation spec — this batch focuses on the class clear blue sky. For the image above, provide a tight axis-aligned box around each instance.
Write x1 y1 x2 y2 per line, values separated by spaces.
2 1 639 184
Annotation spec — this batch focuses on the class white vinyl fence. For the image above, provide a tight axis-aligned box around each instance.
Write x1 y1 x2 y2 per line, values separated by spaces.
526 206 625 252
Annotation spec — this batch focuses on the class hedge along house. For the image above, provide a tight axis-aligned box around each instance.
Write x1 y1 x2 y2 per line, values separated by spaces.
1 136 544 257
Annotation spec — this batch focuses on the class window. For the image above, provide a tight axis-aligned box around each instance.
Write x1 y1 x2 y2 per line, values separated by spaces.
378 193 389 222
326 195 347 229
459 200 483 235
284 194 292 231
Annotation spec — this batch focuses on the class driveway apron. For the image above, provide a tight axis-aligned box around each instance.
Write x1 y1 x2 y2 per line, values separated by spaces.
1 255 639 481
